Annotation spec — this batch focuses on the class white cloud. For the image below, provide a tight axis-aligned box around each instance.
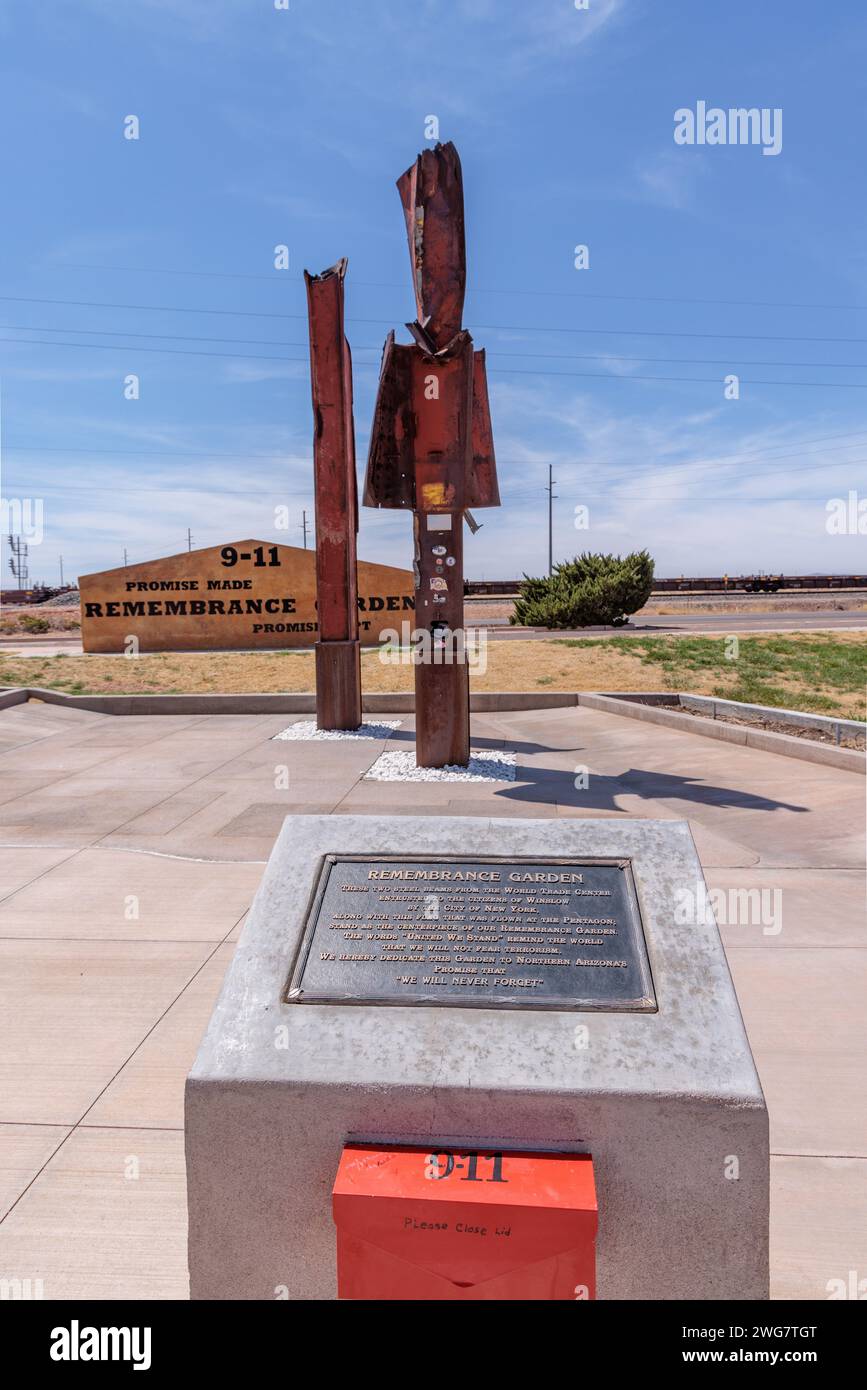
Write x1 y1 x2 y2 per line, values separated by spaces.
633 149 708 211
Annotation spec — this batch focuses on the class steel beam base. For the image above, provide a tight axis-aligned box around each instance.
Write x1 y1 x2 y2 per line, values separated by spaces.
315 641 362 731
413 659 469 768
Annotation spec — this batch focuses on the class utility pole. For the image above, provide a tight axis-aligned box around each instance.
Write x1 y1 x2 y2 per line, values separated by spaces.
301 510 309 549
123 548 128 567
547 464 558 576
59 555 64 587
187 528 193 552
8 535 29 590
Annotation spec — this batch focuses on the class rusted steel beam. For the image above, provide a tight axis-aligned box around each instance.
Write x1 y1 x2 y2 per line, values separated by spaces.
365 349 497 515
469 348 500 508
305 258 361 730
412 509 469 768
364 143 500 767
408 333 474 515
363 333 415 511
397 142 466 352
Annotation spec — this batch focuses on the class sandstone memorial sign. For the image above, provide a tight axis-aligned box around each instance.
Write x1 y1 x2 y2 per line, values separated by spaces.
79 539 414 653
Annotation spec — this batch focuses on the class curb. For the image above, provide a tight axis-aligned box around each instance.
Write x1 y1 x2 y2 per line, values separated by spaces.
2 685 863 773
577 693 865 775
0 687 579 716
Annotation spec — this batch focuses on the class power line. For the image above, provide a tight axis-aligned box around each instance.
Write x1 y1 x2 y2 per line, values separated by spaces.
491 350 867 371
2 323 313 350
5 335 867 390
510 493 865 502
8 427 867 466
0 335 309 363
10 322 867 370
55 261 867 314
6 453 866 492
7 292 867 345
470 288 867 314
477 325 867 345
6 434 867 483
5 443 311 460
5 444 309 460
62 262 297 284
6 448 864 502
491 366 867 389
0 477 845 505
0 479 313 499
0 293 316 322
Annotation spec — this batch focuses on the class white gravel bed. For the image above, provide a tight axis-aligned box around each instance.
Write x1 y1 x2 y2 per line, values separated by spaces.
273 720 402 741
363 749 517 782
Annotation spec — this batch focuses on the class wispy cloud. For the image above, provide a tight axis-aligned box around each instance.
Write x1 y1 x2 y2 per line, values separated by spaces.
480 378 867 577
633 149 708 211
76 0 248 43
290 0 629 115
222 181 338 222
0 364 119 384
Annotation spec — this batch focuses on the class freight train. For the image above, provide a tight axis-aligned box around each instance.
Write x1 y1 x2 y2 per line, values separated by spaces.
464 574 867 597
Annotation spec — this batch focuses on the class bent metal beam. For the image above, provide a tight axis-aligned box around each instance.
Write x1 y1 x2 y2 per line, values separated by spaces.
363 143 500 767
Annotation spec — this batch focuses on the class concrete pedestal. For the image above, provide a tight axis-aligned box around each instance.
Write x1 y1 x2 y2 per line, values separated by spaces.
186 814 769 1300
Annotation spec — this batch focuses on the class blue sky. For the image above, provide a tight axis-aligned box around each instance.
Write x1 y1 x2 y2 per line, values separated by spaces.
1 0 866 585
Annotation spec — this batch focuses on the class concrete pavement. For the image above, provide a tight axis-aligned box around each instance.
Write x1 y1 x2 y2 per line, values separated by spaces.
0 697 864 1299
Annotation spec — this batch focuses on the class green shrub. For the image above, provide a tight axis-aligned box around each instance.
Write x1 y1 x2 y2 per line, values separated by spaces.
20 615 50 634
511 551 655 629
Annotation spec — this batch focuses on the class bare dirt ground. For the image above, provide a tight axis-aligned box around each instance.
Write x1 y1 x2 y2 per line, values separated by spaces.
639 701 865 749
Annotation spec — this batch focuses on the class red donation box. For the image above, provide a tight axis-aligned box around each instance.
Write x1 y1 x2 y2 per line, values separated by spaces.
332 1144 597 1301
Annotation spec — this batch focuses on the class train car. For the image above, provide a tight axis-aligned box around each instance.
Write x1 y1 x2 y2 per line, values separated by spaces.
1 588 41 606
0 585 66 606
464 574 867 596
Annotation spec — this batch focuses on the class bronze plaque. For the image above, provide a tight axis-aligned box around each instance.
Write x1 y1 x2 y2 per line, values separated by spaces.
286 856 656 1012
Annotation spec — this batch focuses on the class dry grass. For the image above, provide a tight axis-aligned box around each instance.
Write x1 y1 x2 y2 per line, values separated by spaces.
0 606 81 635
0 641 660 697
2 631 865 718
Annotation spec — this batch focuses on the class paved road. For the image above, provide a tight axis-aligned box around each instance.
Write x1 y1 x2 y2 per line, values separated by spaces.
1 608 866 658
484 610 867 638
